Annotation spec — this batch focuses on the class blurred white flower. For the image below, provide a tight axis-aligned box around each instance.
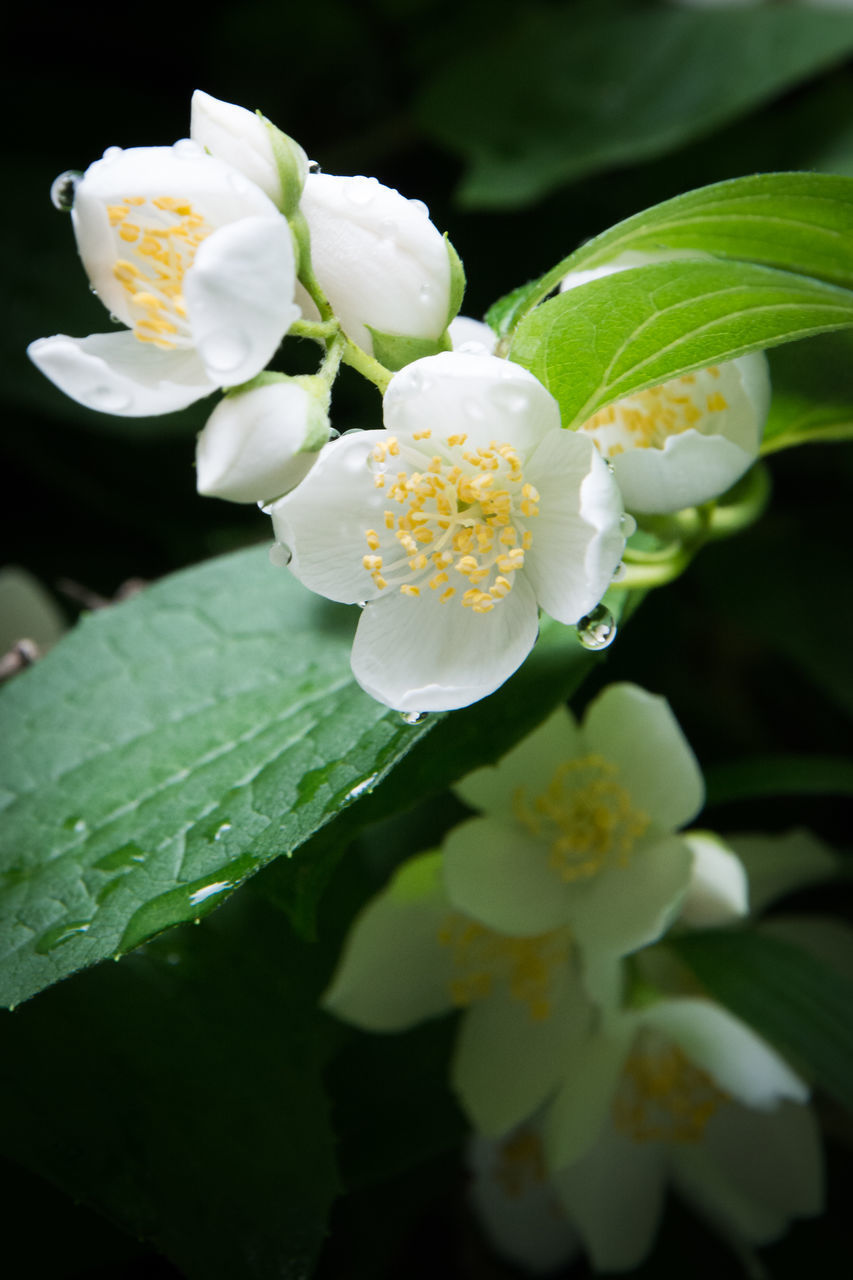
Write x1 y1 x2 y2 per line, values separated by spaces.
270 352 624 712
29 143 299 416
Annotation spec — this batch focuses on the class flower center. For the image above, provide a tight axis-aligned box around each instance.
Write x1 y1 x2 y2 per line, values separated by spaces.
437 914 569 1022
494 1130 548 1197
361 428 539 613
582 369 728 458
107 196 213 348
612 1036 729 1144
514 754 649 883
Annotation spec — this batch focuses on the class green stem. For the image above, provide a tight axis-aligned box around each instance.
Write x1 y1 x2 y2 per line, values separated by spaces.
341 338 393 394
290 318 340 344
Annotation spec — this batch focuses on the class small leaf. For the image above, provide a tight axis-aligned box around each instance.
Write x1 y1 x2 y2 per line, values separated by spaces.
509 259 853 428
366 326 451 371
670 929 853 1113
0 546 437 1008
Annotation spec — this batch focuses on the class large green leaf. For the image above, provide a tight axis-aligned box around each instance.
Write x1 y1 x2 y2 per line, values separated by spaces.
509 259 853 428
0 892 339 1279
487 172 853 340
705 755 853 807
671 929 853 1113
417 4 853 210
0 546 437 1008
762 331 853 454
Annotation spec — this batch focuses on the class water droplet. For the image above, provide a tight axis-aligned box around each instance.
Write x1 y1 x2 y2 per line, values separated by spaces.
199 330 250 375
173 137 203 158
400 710 428 725
89 285 99 296
94 842 147 872
344 772 379 803
116 852 260 954
308 160 322 174
463 396 486 422
269 540 292 567
62 815 88 834
576 604 617 651
356 601 367 610
366 451 387 477
328 427 341 441
213 821 232 842
409 198 429 217
379 217 398 240
102 146 123 162
405 368 431 396
620 513 637 537
418 283 433 305
35 919 91 955
611 562 627 583
605 459 615 474
341 427 363 436
345 175 377 205
50 169 83 211
90 384 132 413
109 312 122 325
488 382 532 414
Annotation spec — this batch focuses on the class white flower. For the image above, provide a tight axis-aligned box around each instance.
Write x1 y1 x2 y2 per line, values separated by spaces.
543 997 822 1272
28 142 299 416
195 376 330 504
444 683 702 962
323 851 593 1136
676 831 749 929
296 173 456 357
562 255 771 514
269 352 625 712
190 89 309 214
449 315 498 356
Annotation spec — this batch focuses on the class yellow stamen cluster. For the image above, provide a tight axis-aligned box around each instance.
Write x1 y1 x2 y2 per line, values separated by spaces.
437 914 569 1022
514 754 649 883
108 195 211 348
362 427 539 611
582 371 729 456
494 1131 548 1198
612 1038 729 1144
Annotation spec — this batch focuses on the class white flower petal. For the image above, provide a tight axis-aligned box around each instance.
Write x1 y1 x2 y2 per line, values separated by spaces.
468 1133 579 1275
196 381 325 504
383 353 561 457
453 969 591 1136
321 852 455 1031
524 430 624 623
610 427 755 515
582 682 704 832
544 1022 636 1171
727 828 839 915
298 172 451 351
270 430 392 604
185 215 298 385
442 815 571 936
640 998 808 1109
350 570 540 712
553 1122 667 1272
27 331 214 416
678 831 749 928
453 705 582 819
449 315 497 355
569 834 693 958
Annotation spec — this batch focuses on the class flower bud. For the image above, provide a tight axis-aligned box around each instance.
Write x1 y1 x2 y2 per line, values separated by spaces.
297 173 459 362
191 90 308 216
196 375 329 505
449 315 497 356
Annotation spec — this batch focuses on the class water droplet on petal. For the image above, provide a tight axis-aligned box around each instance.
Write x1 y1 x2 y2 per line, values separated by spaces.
341 427 363 436
173 137 203 159
620 513 637 537
308 160 322 174
409 198 429 217
356 601 367 610
269 540 292 567
108 312 122 325
418 284 433 305
379 217 398 240
405 368 431 396
605 459 615 474
90 384 132 412
611 562 627 583
488 381 533 414
35 919 91 955
50 169 83 211
576 604 617 651
102 146 123 162
400 710 428 725
346 175 377 205
199 330 250 374
328 427 341 441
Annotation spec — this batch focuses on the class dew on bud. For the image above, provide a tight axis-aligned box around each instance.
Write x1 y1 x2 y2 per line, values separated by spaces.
620 513 637 537
269 541 292 567
418 284 433 305
90 385 132 412
328 427 342 441
173 138 203 159
409 199 429 217
50 170 83 211
488 381 532 414
576 604 617 651
308 160 322 174
199 330 250 374
102 146 123 162
611 562 627 583
346 175 377 206
400 710 429 725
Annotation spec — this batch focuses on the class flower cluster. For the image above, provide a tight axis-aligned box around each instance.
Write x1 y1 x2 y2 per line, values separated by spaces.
324 686 827 1271
29 91 772 718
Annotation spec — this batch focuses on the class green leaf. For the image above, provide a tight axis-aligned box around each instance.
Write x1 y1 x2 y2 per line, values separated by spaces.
762 331 853 454
366 326 451 372
488 172 853 340
0 546 437 1008
705 755 853 807
508 259 853 428
0 893 339 1278
417 3 853 209
670 929 853 1113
